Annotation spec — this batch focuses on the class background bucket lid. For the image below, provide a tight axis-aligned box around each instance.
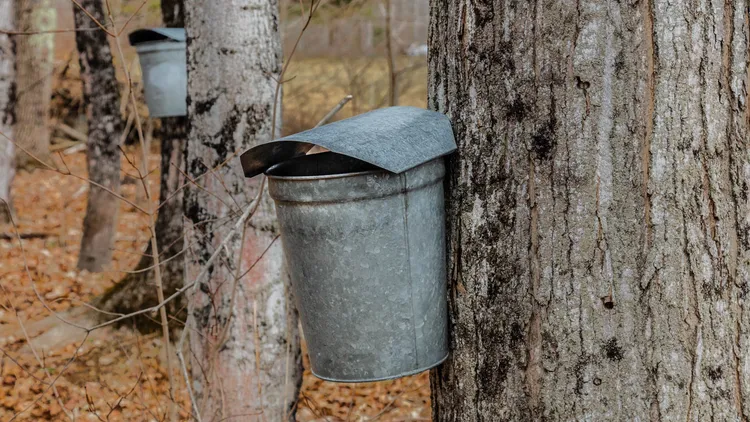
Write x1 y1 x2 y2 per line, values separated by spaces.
128 28 186 45
240 106 456 177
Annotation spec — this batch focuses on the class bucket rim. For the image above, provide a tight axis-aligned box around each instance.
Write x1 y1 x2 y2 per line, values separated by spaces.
134 41 186 54
265 161 386 181
310 352 449 383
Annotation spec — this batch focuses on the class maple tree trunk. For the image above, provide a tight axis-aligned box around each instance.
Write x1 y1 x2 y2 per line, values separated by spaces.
14 0 54 169
184 0 302 420
0 0 15 223
73 0 123 272
429 0 749 420
91 0 186 331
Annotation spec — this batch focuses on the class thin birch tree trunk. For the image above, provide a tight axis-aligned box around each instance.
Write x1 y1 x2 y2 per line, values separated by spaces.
73 0 123 272
0 0 15 222
184 1 302 420
429 0 750 420
14 0 55 169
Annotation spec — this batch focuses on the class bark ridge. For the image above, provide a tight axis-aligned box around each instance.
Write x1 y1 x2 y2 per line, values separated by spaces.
428 0 750 420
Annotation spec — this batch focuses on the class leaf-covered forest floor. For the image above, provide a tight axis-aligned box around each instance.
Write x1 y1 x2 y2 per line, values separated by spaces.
0 149 431 421
0 1 433 404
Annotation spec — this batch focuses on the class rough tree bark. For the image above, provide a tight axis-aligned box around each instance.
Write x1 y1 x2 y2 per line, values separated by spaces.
14 0 55 169
429 0 749 420
184 0 302 420
73 0 123 272
92 0 186 331
0 0 15 222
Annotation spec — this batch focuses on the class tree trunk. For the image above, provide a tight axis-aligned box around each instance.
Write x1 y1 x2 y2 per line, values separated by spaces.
14 0 55 169
160 0 183 29
429 0 749 420
91 0 187 332
384 0 397 106
0 0 15 223
184 1 302 420
73 0 123 272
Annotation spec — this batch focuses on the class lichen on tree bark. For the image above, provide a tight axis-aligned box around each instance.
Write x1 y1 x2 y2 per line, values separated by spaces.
184 0 302 420
428 0 750 420
73 0 123 272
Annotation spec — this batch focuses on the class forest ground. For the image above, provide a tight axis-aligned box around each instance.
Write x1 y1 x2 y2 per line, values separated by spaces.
0 57 431 421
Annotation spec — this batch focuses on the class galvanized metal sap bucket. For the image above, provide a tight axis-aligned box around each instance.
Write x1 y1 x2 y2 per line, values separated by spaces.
241 107 456 382
128 28 186 117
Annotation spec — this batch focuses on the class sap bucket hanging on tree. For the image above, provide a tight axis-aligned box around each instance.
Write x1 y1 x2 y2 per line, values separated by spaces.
240 106 456 382
128 28 186 117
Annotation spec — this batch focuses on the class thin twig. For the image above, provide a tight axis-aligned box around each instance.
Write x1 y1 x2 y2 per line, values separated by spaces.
54 121 87 143
383 0 397 106
118 109 135 146
87 195 262 331
14 308 74 421
107 371 143 419
0 128 149 214
172 162 238 214
1 197 95 331
213 234 279 355
270 0 323 138
195 157 243 212
116 0 149 36
0 346 47 384
367 381 422 421
156 147 244 212
177 317 202 422
252 300 267 422
10 332 90 421
0 27 101 35
108 212 239 275
315 94 353 127
124 332 166 419
70 0 114 36
307 95 354 154
105 5 176 418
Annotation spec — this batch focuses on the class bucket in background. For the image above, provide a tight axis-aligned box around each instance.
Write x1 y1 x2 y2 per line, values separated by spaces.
129 28 186 118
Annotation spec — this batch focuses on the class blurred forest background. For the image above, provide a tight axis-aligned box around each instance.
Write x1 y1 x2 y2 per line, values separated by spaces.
51 0 428 136
0 0 431 420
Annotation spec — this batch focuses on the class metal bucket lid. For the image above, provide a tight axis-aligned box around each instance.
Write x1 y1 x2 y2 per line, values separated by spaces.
240 106 456 177
128 28 186 46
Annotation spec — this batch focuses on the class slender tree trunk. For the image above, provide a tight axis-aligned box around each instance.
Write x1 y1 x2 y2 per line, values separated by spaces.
160 0 183 29
14 0 55 169
184 1 302 420
91 0 187 331
429 0 749 420
73 0 123 272
384 0 397 106
0 0 15 223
